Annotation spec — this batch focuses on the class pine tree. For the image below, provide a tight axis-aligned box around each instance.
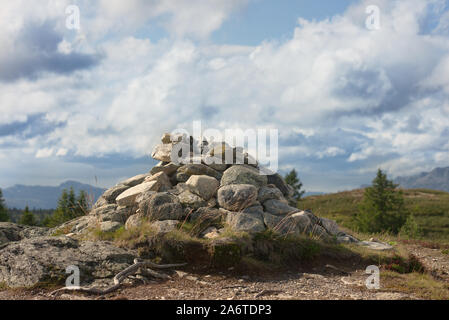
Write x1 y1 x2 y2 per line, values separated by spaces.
19 206 37 226
44 188 89 227
0 188 10 222
284 169 305 205
76 190 89 216
355 169 408 234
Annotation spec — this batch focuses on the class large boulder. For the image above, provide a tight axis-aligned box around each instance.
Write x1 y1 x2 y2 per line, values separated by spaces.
186 175 219 201
139 192 184 221
0 236 135 288
217 184 258 211
226 212 266 233
220 165 267 188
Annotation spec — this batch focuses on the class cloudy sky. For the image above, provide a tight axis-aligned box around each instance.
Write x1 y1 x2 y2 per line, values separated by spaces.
1 0 449 192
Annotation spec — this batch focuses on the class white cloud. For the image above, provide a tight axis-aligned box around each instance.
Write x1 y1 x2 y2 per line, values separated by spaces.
1 0 449 189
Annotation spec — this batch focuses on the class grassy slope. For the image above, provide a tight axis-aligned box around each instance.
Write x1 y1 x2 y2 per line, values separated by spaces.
299 188 449 242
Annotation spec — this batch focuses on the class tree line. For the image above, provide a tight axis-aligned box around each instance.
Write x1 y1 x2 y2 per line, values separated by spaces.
0 187 89 227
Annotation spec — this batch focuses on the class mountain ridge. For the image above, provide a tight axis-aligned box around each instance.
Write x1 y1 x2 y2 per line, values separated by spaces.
2 181 106 210
394 166 449 192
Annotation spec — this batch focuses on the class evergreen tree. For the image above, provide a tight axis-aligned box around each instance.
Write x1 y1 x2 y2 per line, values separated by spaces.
19 206 37 226
284 169 305 205
355 169 408 234
44 188 89 227
0 188 10 222
76 190 89 216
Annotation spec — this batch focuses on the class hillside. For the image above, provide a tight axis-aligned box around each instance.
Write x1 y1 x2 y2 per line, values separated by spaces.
2 181 105 210
395 167 449 192
300 188 449 241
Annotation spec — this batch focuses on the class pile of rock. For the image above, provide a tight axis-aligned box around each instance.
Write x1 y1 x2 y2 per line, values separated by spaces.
63 133 358 243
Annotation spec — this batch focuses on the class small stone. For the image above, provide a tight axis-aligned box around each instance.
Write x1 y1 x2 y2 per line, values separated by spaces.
116 181 161 207
217 184 258 211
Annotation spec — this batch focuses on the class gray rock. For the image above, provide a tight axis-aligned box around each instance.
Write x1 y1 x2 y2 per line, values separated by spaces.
119 173 151 188
178 190 207 210
92 196 108 209
242 203 264 215
100 221 123 233
116 181 162 207
217 184 258 211
145 171 172 191
258 186 285 203
90 204 130 224
102 184 130 204
139 192 184 221
151 143 173 162
151 220 179 234
150 162 180 176
0 236 135 288
263 199 298 216
186 175 219 200
176 164 222 182
267 173 290 196
357 241 393 251
320 217 341 236
0 223 49 246
220 165 267 188
226 212 266 233
125 214 143 230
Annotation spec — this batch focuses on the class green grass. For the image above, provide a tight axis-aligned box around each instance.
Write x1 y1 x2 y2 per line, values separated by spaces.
300 188 449 242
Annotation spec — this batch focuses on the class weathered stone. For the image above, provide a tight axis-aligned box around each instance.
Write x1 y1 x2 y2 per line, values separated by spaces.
186 175 219 200
258 186 285 203
189 207 225 236
150 162 180 176
116 181 161 207
100 221 123 233
92 196 108 209
139 192 184 221
0 236 135 288
91 205 131 224
226 212 266 233
220 165 267 188
151 220 179 234
176 164 222 182
119 173 151 188
178 190 207 210
263 199 298 216
102 184 130 203
217 184 258 211
290 211 314 233
145 171 172 191
242 203 264 215
151 143 173 162
267 173 290 196
320 217 341 236
125 214 143 230
0 223 49 246
161 133 172 144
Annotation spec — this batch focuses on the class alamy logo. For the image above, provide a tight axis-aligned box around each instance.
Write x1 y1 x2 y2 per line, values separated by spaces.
66 5 81 30
365 265 380 289
169 121 278 175
66 265 80 288
365 5 380 30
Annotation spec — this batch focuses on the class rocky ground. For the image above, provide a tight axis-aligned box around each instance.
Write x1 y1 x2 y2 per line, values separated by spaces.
1 241 447 301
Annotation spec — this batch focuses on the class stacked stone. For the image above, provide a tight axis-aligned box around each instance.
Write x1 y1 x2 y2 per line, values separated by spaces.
78 133 356 242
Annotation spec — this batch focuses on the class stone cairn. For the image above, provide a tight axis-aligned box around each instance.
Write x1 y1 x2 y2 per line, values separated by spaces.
66 132 362 245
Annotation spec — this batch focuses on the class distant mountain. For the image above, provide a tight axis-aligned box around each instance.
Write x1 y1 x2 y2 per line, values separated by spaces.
394 167 449 192
2 181 106 210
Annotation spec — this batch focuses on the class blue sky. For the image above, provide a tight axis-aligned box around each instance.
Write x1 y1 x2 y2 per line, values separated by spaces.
1 0 449 192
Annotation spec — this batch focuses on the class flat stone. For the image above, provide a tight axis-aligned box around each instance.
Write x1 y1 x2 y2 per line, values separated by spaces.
116 181 161 207
145 171 172 191
102 184 130 203
119 173 151 188
263 199 298 216
176 164 222 182
150 162 180 176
